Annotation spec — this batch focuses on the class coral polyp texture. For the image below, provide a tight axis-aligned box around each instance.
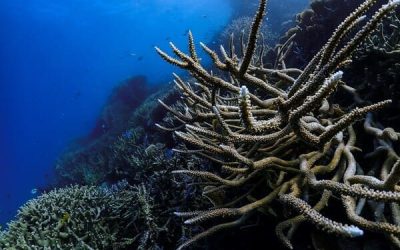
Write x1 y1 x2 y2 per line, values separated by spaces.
0 183 137 249
156 0 400 248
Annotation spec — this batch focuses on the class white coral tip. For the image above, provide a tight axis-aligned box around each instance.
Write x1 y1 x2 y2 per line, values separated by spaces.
345 225 364 237
239 85 249 97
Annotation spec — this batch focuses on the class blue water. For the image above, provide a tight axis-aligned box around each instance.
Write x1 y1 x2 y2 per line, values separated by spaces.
0 0 307 226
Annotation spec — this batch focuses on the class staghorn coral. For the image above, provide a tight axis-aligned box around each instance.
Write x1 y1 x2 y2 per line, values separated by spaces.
107 135 211 248
220 16 278 50
276 0 400 125
278 0 368 68
156 0 400 249
116 142 210 248
350 9 400 110
0 182 137 249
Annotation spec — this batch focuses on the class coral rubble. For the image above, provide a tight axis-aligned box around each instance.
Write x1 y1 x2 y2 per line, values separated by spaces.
156 0 400 249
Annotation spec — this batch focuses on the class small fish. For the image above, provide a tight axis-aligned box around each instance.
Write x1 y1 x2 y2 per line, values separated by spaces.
129 53 136 57
60 212 70 225
31 188 38 195
137 56 144 61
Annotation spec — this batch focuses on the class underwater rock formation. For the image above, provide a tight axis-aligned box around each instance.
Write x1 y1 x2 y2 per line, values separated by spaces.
156 0 400 249
0 183 137 249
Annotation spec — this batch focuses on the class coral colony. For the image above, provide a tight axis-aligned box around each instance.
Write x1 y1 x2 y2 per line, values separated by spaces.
0 184 137 248
156 0 400 248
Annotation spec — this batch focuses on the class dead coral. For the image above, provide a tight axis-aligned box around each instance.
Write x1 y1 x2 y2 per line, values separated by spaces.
156 0 400 248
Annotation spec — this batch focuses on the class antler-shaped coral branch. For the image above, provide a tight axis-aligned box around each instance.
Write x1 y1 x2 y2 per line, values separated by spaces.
156 0 400 248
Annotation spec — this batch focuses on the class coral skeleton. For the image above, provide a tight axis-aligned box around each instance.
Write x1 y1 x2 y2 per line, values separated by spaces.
156 0 400 248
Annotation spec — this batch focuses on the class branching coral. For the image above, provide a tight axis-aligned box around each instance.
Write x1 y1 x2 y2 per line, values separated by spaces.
156 0 400 248
278 0 366 68
111 141 210 248
351 9 400 109
133 184 164 250
0 183 137 249
220 16 278 54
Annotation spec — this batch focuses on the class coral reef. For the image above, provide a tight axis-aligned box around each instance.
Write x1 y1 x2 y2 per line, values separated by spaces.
83 75 150 144
349 9 400 109
219 16 278 50
278 0 368 68
0 183 137 249
54 77 170 186
227 0 307 35
54 96 212 248
156 0 400 249
0 178 204 249
276 0 400 115
52 73 211 248
106 141 210 249
6 0 399 249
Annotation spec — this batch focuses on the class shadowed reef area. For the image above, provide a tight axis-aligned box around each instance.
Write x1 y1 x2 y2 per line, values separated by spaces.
2 0 400 249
